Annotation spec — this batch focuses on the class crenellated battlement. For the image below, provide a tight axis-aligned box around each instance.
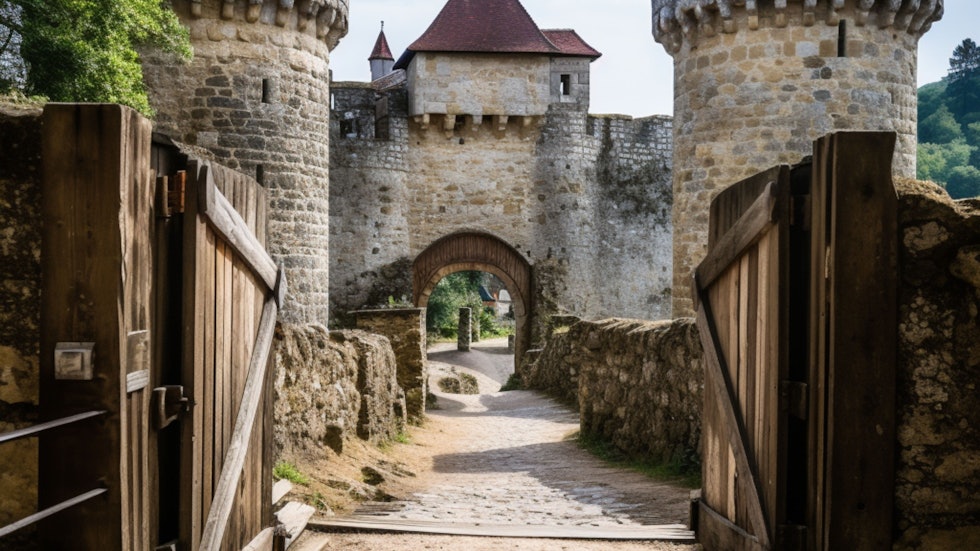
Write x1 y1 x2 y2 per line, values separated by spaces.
652 0 944 54
176 0 349 50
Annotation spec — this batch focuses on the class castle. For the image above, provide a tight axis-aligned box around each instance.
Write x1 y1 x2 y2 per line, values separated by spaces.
141 0 944 335
328 0 675 355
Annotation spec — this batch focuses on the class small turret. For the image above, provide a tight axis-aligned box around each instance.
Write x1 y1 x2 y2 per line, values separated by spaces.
369 23 395 81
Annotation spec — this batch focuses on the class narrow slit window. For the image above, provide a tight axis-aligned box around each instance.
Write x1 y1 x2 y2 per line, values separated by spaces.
560 74 571 96
262 78 273 103
837 20 847 57
256 164 265 186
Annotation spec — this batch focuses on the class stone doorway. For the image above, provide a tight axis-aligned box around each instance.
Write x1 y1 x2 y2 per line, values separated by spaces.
412 232 532 371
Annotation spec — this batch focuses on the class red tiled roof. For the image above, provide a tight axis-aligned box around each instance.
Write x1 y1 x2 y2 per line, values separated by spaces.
369 30 394 61
542 29 601 59
407 0 558 54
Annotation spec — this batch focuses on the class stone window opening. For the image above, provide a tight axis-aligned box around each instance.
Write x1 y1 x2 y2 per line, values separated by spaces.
256 164 265 186
340 118 359 138
837 20 847 57
560 74 572 95
262 78 274 103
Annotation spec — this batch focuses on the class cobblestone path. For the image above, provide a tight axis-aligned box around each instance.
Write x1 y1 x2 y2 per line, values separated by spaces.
341 339 695 534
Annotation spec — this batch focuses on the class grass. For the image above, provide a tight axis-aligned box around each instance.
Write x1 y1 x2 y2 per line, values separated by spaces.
273 460 309 486
573 431 701 489
379 429 412 451
499 372 524 391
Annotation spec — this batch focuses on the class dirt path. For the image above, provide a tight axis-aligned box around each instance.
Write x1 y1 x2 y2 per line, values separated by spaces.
304 338 700 550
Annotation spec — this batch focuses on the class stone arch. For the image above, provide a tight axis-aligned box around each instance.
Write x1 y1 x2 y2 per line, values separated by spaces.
413 231 532 369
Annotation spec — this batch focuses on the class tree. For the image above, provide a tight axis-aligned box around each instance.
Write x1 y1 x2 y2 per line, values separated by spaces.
946 165 980 199
11 0 190 115
919 104 964 144
947 38 980 124
917 140 973 183
949 38 980 82
0 1 25 90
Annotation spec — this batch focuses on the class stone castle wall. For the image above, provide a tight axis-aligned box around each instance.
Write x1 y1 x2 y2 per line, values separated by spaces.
329 83 673 332
655 0 943 316
523 318 703 468
143 0 348 325
406 52 552 117
0 104 42 536
895 179 980 550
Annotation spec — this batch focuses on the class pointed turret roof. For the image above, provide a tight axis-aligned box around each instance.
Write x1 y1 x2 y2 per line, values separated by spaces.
369 28 394 61
407 0 558 54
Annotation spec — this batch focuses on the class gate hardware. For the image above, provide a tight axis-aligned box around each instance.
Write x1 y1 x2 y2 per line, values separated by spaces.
153 385 190 430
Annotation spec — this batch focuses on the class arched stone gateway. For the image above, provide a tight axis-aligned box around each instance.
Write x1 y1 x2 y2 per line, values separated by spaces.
413 232 532 369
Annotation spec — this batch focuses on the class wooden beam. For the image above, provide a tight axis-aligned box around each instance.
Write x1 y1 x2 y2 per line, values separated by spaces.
310 518 695 541
697 500 767 551
696 181 781 291
198 296 278 551
198 164 278 293
696 300 772 548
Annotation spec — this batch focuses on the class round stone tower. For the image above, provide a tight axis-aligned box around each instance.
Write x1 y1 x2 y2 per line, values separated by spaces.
143 0 349 324
653 0 943 316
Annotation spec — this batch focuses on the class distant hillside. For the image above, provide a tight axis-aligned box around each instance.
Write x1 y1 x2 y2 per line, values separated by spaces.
917 38 980 198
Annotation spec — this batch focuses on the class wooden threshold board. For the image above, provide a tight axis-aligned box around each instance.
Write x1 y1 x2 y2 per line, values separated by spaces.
308 517 696 542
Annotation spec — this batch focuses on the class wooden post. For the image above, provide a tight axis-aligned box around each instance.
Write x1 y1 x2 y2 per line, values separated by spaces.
808 132 897 551
39 104 155 550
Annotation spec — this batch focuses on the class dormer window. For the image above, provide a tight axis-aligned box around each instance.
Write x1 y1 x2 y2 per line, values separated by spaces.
560 74 572 95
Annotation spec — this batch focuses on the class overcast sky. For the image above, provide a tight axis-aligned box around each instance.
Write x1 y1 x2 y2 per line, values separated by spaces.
330 0 978 118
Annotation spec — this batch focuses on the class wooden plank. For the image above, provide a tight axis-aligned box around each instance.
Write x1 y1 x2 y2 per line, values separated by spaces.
181 160 208 551
39 104 153 550
697 501 766 551
311 518 696 541
198 297 279 551
199 165 278 292
276 501 316 548
696 181 781 291
241 527 274 551
273 480 293 504
709 166 784 247
818 132 898 551
696 300 772 548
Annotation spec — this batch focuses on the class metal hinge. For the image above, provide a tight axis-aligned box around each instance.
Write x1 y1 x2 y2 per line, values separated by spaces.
152 385 190 430
780 380 808 420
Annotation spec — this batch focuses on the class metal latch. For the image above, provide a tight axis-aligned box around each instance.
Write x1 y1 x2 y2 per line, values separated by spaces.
152 385 190 430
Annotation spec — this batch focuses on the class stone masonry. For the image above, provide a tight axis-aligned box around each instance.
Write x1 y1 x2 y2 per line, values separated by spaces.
354 308 428 421
895 179 980 550
653 0 944 316
143 0 349 325
329 85 674 331
0 104 42 538
274 325 406 458
523 318 704 469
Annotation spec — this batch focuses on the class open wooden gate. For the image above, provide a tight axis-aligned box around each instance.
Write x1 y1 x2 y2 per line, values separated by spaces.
34 104 280 550
694 132 898 551
165 159 284 551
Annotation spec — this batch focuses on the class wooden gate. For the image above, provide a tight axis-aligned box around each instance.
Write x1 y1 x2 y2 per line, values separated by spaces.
694 132 898 551
167 159 283 551
35 104 280 550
